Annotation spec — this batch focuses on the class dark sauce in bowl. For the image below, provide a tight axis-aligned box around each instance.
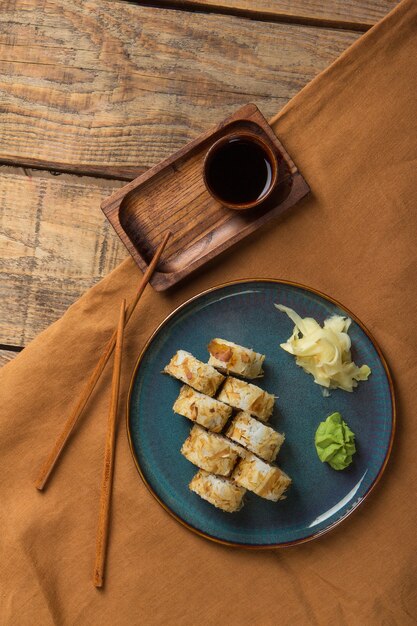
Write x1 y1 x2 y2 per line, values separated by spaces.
205 137 273 206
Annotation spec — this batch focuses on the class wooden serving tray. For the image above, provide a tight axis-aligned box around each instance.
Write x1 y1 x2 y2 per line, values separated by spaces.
101 103 309 290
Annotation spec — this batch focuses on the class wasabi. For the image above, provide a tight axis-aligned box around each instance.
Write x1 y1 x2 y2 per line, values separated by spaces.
315 412 356 470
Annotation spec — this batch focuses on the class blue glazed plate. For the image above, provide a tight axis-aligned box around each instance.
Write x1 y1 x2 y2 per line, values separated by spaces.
127 280 395 547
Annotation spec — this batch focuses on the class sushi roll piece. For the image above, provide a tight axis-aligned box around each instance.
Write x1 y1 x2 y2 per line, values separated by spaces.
207 338 265 379
232 453 291 501
181 425 240 476
173 385 232 433
217 376 274 422
189 469 246 513
164 350 224 397
226 411 285 462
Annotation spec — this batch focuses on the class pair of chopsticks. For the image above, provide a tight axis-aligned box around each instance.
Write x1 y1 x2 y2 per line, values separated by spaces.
34 232 171 588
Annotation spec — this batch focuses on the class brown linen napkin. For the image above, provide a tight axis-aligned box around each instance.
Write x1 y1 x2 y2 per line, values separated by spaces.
1 1 416 623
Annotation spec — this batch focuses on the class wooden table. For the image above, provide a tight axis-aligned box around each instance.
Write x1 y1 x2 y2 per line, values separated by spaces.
0 0 397 366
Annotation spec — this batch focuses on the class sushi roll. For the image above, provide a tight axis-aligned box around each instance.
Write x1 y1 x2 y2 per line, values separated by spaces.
226 411 284 462
173 385 232 433
217 376 274 422
232 453 291 501
181 425 240 476
164 350 224 397
189 470 246 513
207 338 265 379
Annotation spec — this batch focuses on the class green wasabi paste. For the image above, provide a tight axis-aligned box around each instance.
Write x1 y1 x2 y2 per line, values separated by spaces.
314 412 356 470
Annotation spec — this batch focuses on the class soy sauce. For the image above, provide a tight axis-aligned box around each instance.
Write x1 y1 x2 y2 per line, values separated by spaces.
205 137 273 205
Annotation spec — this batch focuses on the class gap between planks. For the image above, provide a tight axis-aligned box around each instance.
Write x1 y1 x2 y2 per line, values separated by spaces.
0 348 21 367
125 0 382 32
0 158 143 183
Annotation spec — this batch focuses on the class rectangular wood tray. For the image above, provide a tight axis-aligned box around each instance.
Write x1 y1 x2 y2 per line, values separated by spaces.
101 103 309 290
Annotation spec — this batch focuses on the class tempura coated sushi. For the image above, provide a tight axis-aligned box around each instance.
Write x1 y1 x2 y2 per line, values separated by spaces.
217 376 274 422
226 411 284 462
164 350 224 397
207 338 265 379
181 425 239 476
232 453 291 501
189 470 246 513
173 385 232 432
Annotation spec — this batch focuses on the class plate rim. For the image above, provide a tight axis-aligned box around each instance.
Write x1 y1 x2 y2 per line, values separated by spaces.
126 278 396 549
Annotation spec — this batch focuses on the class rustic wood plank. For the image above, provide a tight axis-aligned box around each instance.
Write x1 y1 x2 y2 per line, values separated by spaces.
0 349 19 367
0 168 127 346
0 1 359 179
157 0 398 29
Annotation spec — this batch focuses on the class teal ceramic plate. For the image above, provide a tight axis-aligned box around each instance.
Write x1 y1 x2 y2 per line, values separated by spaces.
127 280 395 548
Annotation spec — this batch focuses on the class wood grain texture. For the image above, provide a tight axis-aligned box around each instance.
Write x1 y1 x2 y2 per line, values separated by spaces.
0 350 18 367
158 0 398 29
0 0 359 179
0 168 127 346
102 103 309 290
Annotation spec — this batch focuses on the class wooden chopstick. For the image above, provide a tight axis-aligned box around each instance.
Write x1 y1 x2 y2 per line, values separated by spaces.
93 298 126 589
34 231 171 491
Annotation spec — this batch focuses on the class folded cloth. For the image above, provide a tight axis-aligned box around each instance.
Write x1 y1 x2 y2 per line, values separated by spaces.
1 1 416 624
